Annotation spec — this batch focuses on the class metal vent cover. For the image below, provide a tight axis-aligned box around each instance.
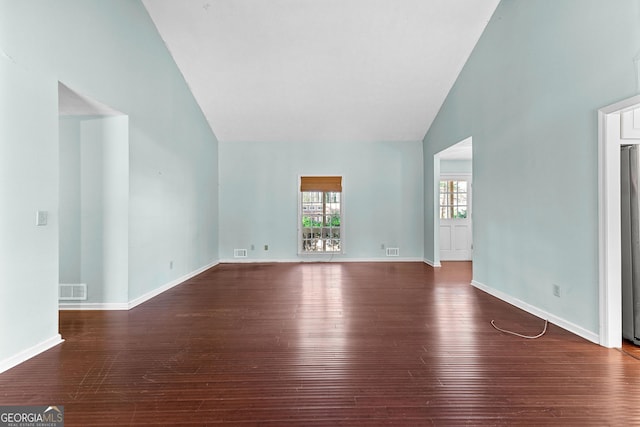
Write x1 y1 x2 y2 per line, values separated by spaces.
59 283 87 300
234 249 248 258
386 248 400 257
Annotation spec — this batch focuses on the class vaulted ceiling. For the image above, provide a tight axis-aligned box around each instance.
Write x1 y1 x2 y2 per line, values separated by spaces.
142 0 499 143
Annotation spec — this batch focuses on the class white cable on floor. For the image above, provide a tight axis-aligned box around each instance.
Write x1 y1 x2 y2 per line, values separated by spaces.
490 319 548 339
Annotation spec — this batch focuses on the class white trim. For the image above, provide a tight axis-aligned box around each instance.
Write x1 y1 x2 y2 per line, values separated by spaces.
440 172 472 179
309 257 423 263
220 258 303 264
432 153 441 267
219 257 425 264
58 260 220 311
0 334 64 374
424 258 441 268
59 302 128 310
599 94 640 115
598 95 640 348
471 280 599 345
128 260 219 310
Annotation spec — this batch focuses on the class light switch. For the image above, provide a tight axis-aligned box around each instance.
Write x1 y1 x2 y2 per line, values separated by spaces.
36 210 48 226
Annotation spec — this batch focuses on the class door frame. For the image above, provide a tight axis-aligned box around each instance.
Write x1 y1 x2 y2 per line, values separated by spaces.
438 173 473 261
598 94 640 348
433 137 473 267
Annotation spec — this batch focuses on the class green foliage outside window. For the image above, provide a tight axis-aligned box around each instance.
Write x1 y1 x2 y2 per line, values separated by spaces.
302 215 340 227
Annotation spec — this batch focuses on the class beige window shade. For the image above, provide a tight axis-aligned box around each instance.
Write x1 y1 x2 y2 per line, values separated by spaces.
300 176 342 192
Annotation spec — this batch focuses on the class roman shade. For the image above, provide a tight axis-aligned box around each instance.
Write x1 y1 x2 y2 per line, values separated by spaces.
300 176 342 192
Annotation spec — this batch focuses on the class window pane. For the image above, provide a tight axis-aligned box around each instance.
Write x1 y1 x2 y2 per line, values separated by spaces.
301 189 342 254
326 192 339 203
439 179 469 220
455 207 467 218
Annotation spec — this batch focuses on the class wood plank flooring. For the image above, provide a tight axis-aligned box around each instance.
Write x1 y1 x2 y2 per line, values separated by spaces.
2 262 640 425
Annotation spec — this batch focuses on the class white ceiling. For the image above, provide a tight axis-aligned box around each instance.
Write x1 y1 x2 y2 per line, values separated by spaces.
143 0 499 143
438 136 472 160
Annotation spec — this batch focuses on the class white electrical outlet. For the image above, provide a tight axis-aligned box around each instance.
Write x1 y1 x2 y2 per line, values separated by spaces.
36 210 48 226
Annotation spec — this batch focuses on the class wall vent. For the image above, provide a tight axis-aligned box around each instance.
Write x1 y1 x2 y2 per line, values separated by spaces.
386 248 400 257
59 283 87 300
234 249 248 258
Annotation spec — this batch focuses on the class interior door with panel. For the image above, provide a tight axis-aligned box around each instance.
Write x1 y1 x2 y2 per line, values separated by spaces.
439 176 472 261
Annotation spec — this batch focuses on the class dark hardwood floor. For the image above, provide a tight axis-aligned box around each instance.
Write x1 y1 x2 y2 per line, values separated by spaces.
1 262 640 425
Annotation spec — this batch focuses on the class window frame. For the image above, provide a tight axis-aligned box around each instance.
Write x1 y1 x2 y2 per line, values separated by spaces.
438 174 472 221
298 176 344 255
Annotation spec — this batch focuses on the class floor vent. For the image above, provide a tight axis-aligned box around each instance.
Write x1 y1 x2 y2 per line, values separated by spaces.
386 248 400 257
59 283 87 300
234 249 248 258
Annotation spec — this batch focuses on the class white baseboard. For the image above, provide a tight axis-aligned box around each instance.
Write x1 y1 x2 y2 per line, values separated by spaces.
128 260 219 309
343 257 424 263
219 258 299 263
471 280 600 345
58 260 220 311
424 258 441 267
0 334 64 374
219 257 425 264
59 302 129 310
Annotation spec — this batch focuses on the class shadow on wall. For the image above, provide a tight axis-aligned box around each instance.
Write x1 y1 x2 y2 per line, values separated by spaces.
58 82 129 306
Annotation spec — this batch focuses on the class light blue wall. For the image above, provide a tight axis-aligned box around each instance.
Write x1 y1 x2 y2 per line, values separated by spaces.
61 116 130 303
0 0 218 368
440 159 472 175
424 0 640 334
94 116 129 304
59 118 81 284
0 56 60 365
220 141 424 261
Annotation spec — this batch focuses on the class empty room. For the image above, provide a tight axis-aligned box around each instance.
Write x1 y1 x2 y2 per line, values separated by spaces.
2 0 640 425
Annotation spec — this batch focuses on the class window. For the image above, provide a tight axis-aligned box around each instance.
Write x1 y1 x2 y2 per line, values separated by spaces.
300 176 342 253
439 179 468 219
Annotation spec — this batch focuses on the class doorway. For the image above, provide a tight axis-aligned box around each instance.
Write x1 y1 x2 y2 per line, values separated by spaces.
58 83 129 307
598 95 640 348
434 137 473 265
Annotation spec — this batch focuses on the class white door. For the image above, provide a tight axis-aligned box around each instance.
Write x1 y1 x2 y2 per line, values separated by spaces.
439 176 472 261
